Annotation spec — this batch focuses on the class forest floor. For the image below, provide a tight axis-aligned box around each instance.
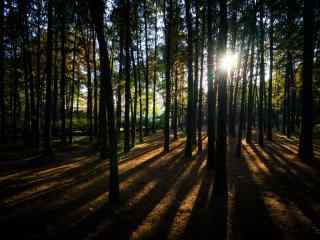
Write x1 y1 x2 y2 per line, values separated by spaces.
0 132 320 240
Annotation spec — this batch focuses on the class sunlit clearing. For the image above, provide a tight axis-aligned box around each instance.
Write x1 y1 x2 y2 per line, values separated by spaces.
220 52 238 73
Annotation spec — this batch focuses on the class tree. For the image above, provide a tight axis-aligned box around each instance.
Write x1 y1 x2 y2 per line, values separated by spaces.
267 4 273 140
0 0 5 144
124 0 131 152
258 0 265 146
185 0 194 159
206 0 216 169
164 0 173 152
44 0 54 154
299 0 315 162
144 0 150 136
215 0 228 193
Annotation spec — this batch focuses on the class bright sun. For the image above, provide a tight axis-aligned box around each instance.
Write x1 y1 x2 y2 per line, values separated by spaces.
220 52 238 73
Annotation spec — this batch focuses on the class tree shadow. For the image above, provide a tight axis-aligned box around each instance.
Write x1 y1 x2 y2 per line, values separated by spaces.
245 142 320 238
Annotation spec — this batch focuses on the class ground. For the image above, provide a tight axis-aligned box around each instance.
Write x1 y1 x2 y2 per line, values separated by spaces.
0 133 320 240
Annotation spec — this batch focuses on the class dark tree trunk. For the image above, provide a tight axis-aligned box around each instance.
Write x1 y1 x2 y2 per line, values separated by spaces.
267 7 273 140
299 0 315 162
164 0 173 152
0 0 5 144
116 28 124 141
85 29 93 141
44 0 53 154
90 0 119 203
173 61 178 140
131 48 138 147
215 0 228 195
60 5 66 143
246 36 255 143
197 8 205 152
237 37 250 156
207 0 216 169
35 0 42 147
152 3 157 133
144 0 149 136
20 0 36 146
69 19 77 144
52 33 58 135
185 0 194 159
124 0 131 153
258 1 265 146
93 30 98 137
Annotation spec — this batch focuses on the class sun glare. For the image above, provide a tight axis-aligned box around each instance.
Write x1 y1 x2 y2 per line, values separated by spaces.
220 52 238 73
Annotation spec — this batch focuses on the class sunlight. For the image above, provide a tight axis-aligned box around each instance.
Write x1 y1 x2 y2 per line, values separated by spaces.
220 52 238 73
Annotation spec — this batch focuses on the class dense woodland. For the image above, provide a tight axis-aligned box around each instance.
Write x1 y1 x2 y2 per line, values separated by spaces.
0 0 320 239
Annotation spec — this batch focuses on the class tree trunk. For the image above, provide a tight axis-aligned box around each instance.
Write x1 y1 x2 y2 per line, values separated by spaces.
60 5 66 143
124 0 131 153
267 8 273 140
152 3 157 133
44 0 53 154
164 0 173 152
299 0 315 162
207 0 216 169
0 0 5 144
144 0 149 136
90 0 119 203
185 0 194 159
258 1 265 146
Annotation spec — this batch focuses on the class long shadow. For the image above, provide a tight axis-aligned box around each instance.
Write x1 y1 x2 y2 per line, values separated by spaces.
0 138 185 208
233 144 282 240
1 139 187 239
88 146 195 239
153 151 207 239
182 167 214 240
247 143 320 237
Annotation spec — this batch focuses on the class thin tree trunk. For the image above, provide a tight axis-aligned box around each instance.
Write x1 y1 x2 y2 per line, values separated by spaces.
0 0 5 144
164 0 172 152
258 1 265 146
185 0 194 159
267 8 273 140
152 3 157 133
44 0 53 154
60 5 66 143
144 0 149 136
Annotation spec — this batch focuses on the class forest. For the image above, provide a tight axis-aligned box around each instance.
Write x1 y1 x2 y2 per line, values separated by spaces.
0 0 320 239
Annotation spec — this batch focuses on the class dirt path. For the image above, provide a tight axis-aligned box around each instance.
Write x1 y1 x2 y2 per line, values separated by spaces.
0 133 319 240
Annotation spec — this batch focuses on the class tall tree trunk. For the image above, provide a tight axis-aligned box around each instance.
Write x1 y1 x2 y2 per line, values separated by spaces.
164 0 172 152
185 0 194 159
144 0 149 136
60 5 66 143
215 0 228 194
85 29 93 140
35 0 42 148
116 31 123 141
52 33 58 135
267 7 273 140
152 3 157 133
69 19 77 144
173 61 178 140
207 0 216 169
90 0 119 203
124 0 131 153
20 0 36 146
299 0 315 162
237 37 250 156
44 0 53 154
193 0 200 145
131 48 138 147
93 30 98 137
197 8 205 152
0 0 5 144
258 1 265 146
246 36 255 143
